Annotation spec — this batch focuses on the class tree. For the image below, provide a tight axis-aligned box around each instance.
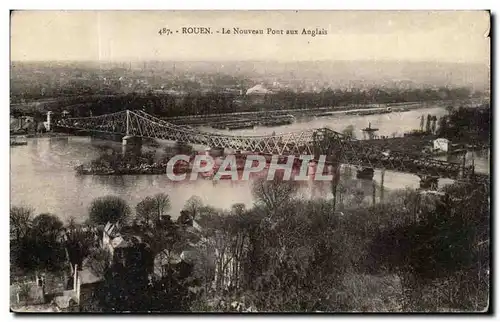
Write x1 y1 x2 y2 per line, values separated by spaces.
367 183 489 311
136 193 171 227
67 216 77 230
10 206 35 273
62 216 100 268
31 213 64 241
251 175 299 219
431 116 438 134
29 213 65 272
136 196 155 227
183 196 204 219
437 116 449 137
89 196 131 225
10 206 33 242
151 193 171 221
425 114 432 133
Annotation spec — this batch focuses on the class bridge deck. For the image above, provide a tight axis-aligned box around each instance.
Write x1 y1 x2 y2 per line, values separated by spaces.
55 110 479 180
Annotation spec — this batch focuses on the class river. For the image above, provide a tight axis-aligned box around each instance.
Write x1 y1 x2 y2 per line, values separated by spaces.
10 106 490 223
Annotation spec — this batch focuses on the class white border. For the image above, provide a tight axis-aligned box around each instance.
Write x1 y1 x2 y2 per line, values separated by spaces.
2 1 497 321
2 1 499 10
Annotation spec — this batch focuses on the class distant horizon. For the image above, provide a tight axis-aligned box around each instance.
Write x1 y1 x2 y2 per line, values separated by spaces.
11 57 490 91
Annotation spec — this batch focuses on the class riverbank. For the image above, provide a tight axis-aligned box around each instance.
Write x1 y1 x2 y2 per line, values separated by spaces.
167 100 469 129
10 132 73 139
167 99 483 126
75 163 169 175
10 132 74 146
75 150 175 175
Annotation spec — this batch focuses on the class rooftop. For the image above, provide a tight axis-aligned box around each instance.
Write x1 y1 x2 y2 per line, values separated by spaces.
79 268 103 285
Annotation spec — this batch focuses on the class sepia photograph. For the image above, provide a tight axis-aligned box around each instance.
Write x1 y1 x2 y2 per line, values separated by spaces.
9 10 491 313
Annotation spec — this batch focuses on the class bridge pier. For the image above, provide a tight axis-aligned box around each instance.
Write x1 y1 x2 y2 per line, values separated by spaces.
122 135 142 146
356 167 374 180
122 136 142 154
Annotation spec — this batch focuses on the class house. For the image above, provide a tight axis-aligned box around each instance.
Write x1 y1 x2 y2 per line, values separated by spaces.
10 116 35 133
153 242 215 284
433 138 450 153
10 271 72 309
245 84 272 104
102 222 154 280
10 278 45 307
102 222 120 253
76 266 105 312
153 249 182 279
245 84 271 95
49 264 105 312
10 264 101 312
152 219 215 282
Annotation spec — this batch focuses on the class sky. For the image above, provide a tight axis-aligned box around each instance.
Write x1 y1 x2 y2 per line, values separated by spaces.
10 10 490 64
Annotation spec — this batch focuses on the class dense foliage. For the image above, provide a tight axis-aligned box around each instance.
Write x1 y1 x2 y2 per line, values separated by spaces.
437 104 491 144
11 172 490 312
190 180 489 312
10 209 66 274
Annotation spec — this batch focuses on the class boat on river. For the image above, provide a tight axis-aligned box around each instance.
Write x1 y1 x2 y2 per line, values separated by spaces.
361 123 379 133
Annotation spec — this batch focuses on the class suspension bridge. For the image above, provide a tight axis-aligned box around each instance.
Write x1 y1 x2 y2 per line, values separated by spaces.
55 109 477 181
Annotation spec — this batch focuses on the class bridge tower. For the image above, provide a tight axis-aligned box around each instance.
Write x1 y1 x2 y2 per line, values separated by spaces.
121 110 142 153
